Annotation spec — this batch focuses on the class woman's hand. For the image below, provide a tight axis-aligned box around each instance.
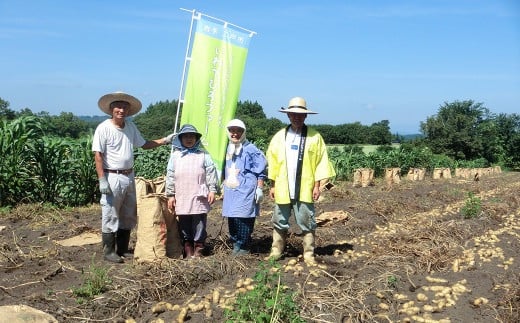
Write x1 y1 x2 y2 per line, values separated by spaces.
167 196 176 212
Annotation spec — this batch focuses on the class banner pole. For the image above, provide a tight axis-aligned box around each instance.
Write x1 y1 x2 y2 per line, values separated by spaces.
174 8 199 133
196 11 256 36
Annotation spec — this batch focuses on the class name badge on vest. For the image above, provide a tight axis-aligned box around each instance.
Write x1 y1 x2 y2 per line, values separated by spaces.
291 144 299 150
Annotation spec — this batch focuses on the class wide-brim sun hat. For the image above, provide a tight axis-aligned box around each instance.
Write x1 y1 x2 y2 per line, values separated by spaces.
98 91 142 116
177 124 202 139
172 124 202 148
226 119 246 130
279 96 318 114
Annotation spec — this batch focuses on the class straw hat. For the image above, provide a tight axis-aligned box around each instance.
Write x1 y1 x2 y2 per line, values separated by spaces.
279 96 318 114
98 91 142 116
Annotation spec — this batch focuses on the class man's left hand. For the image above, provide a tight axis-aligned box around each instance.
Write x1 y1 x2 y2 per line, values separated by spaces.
312 186 321 201
163 133 176 145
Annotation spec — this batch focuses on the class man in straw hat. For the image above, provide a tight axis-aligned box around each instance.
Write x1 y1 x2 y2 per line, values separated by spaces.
92 91 175 263
266 97 336 265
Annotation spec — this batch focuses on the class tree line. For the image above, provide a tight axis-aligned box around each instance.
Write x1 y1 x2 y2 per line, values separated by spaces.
2 96 520 170
0 98 398 145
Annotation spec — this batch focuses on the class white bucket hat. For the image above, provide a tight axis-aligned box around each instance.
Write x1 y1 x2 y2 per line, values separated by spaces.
226 119 246 130
226 118 247 143
98 91 142 116
279 96 318 114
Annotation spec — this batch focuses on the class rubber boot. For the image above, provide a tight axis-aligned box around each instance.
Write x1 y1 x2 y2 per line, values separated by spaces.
302 231 316 265
116 229 133 258
266 229 286 261
232 243 249 256
184 241 194 259
193 242 205 258
102 232 123 263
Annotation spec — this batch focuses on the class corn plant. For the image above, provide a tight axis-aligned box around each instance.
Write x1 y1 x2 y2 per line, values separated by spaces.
0 116 43 206
454 158 489 168
328 146 368 180
65 136 98 205
30 136 73 205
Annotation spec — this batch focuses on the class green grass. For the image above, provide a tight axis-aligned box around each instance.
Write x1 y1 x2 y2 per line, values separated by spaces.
328 143 400 154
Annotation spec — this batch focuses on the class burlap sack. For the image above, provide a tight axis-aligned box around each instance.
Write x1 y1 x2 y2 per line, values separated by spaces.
385 168 401 185
353 168 374 187
360 168 374 187
407 168 417 181
135 177 154 198
406 168 426 181
153 176 166 194
432 168 443 179
442 168 452 179
352 169 362 187
417 168 426 180
134 194 182 262
433 168 451 179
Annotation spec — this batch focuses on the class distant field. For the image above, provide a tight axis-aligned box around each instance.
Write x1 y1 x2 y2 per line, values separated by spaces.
328 143 400 154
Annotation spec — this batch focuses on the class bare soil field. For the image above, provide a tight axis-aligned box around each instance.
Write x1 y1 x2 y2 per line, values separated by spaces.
1 171 519 322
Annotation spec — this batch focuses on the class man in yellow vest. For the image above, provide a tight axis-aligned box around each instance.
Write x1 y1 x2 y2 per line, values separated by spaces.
266 97 336 265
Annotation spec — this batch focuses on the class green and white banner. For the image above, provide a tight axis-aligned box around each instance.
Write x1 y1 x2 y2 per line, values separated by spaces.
180 15 253 178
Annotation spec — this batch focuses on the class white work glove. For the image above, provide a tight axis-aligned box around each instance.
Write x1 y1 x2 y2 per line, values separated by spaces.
99 177 112 195
163 132 176 145
255 187 264 204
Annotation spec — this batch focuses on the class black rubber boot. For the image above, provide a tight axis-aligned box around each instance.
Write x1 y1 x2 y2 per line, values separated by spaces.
116 229 133 258
102 233 123 263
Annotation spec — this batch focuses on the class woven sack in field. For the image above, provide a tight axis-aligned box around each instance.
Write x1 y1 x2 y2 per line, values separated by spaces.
385 168 401 185
135 177 155 198
406 168 425 181
352 169 362 187
352 168 374 187
134 194 182 263
361 168 374 187
153 176 166 194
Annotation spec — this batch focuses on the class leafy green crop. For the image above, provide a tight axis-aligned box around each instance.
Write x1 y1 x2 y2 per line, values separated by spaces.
461 192 482 219
225 260 305 323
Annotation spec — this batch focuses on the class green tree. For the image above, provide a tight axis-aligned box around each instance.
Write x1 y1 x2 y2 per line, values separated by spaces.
236 100 266 120
233 101 283 150
50 112 91 138
495 113 520 169
368 120 392 145
133 100 178 139
241 117 284 151
314 124 337 143
0 97 16 120
16 108 35 118
420 100 490 160
336 122 368 144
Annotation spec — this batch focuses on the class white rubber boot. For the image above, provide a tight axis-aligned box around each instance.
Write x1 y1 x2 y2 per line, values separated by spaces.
302 231 316 266
266 229 286 260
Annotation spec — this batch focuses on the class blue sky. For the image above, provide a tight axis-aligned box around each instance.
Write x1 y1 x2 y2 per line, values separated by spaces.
1 0 519 134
